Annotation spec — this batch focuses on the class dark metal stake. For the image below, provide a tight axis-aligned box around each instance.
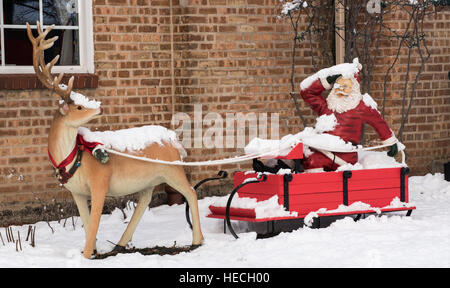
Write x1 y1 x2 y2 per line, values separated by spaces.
400 167 410 202
226 174 268 239
283 174 293 211
312 217 321 229
343 171 352 206
185 171 228 229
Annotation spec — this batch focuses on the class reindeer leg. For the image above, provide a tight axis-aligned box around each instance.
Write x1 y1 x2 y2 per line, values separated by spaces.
165 169 204 246
71 193 97 252
83 178 109 259
116 187 154 249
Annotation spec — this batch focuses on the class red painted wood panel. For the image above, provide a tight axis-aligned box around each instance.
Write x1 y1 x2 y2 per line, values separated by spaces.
290 171 344 185
349 188 400 202
289 202 343 217
208 206 256 219
275 143 303 159
236 192 274 201
288 191 343 205
288 182 342 194
234 172 282 185
234 172 283 195
237 183 282 195
229 167 409 221
349 168 400 180
348 178 399 191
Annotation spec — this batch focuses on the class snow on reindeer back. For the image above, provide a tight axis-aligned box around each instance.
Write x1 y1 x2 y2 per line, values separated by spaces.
78 125 186 158
300 58 362 91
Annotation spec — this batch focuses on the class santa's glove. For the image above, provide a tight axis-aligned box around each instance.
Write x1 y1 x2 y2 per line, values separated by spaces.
326 74 342 86
387 144 398 157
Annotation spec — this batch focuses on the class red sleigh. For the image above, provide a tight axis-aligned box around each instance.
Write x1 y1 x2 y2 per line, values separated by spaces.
204 142 415 238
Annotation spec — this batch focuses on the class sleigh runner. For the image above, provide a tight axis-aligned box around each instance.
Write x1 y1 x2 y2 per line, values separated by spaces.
206 142 415 238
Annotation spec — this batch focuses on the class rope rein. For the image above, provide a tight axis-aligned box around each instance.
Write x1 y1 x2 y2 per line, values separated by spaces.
103 141 403 166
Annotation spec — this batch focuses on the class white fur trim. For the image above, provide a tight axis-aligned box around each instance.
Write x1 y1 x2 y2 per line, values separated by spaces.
381 134 398 146
353 58 362 70
319 77 332 90
300 58 362 91
362 93 379 111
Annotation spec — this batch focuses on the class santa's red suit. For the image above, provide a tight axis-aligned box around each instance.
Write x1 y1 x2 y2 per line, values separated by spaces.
300 76 396 171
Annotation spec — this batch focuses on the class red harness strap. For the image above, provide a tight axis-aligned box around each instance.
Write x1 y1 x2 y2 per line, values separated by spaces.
48 144 77 170
76 134 103 155
48 134 103 184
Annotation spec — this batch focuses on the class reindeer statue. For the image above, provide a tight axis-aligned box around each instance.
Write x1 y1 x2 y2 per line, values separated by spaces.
26 22 203 259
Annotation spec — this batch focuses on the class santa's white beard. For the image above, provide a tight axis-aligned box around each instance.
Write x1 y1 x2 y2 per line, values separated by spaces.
327 81 362 113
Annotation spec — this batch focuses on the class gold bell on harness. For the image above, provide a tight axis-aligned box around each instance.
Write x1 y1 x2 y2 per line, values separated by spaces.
54 168 61 179
55 169 65 183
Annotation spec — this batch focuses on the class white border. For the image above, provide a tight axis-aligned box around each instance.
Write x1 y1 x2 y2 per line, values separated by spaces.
0 0 94 74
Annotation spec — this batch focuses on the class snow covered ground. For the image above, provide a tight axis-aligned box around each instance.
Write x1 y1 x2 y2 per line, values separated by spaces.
0 173 449 268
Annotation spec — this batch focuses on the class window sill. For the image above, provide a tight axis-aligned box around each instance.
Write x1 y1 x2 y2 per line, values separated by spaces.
0 74 98 90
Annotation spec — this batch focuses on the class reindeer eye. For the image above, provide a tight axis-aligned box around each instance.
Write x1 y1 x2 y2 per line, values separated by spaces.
77 106 82 110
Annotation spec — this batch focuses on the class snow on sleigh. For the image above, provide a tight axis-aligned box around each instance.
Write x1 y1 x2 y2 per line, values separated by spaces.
207 135 416 239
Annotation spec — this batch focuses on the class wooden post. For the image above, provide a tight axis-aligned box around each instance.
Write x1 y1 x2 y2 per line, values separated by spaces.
169 0 176 129
335 0 345 64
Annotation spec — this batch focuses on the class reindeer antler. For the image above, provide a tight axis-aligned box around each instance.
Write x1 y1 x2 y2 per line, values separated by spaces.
26 22 74 103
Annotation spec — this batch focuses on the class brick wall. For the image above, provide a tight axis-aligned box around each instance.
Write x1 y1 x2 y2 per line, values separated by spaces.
0 0 449 215
363 6 450 176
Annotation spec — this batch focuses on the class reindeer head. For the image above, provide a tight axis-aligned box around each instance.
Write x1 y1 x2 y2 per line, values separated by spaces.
26 22 102 127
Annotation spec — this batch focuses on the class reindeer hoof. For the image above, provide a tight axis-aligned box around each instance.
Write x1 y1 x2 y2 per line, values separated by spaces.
190 244 201 250
82 249 97 259
192 235 204 246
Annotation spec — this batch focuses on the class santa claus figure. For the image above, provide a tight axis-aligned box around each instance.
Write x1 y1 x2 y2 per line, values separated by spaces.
299 59 399 172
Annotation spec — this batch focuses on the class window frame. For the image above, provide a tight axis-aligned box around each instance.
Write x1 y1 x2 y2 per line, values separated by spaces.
0 0 94 75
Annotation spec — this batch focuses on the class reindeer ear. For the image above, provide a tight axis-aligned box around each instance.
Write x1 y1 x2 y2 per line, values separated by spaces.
59 102 69 115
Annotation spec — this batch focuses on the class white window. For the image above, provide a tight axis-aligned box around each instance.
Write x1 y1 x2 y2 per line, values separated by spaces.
0 0 93 74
